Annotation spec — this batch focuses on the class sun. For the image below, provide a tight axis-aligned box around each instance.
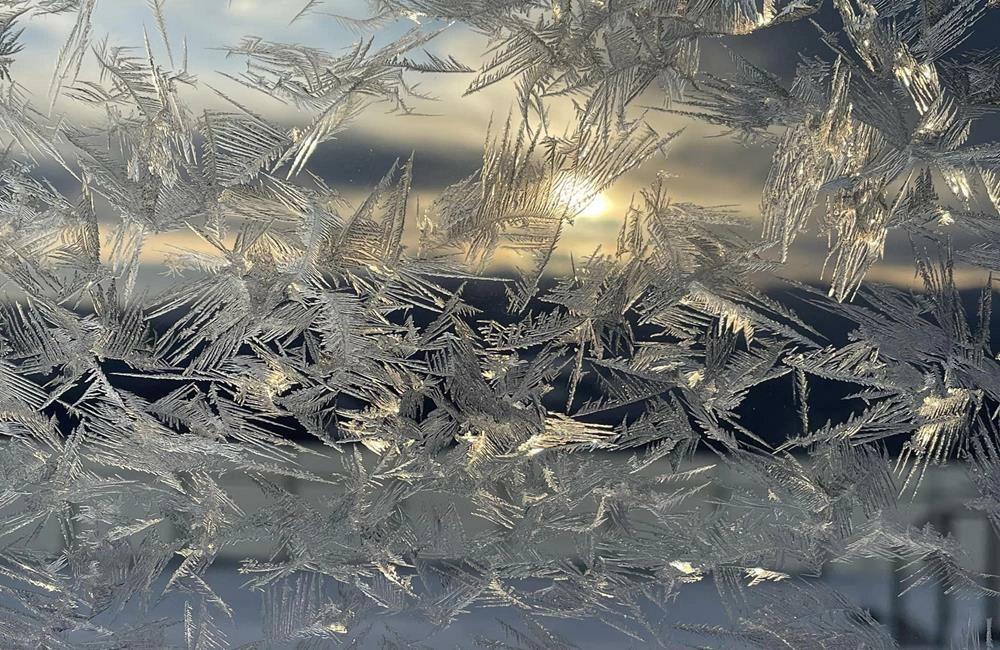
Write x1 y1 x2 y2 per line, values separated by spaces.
553 175 611 219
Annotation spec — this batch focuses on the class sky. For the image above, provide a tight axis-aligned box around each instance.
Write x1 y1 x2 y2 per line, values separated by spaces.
9 0 1000 292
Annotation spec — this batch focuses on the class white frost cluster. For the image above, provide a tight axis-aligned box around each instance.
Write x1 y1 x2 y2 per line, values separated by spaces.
0 0 998 647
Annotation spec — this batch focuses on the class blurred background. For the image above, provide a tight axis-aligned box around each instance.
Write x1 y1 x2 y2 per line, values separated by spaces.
7 1 1000 647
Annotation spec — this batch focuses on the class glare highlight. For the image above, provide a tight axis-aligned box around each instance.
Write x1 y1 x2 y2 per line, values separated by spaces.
554 175 611 218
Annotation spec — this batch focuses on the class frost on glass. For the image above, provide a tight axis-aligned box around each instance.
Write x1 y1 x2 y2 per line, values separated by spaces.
0 0 999 647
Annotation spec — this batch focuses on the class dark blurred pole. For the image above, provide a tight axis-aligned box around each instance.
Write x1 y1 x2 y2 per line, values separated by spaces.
989 520 1000 636
890 555 903 643
936 512 953 647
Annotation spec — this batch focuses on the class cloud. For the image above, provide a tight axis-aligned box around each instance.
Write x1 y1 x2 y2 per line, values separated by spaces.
4 0 966 290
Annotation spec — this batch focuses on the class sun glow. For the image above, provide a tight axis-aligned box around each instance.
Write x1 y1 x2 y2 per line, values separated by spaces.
553 176 611 219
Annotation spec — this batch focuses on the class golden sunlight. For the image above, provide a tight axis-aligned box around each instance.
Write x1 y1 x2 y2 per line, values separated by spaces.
553 175 612 219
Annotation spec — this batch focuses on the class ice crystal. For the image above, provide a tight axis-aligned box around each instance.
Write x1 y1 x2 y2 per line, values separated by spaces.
0 0 999 647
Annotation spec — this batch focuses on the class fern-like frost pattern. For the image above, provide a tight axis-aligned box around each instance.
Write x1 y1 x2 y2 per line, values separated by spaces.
0 0 999 647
